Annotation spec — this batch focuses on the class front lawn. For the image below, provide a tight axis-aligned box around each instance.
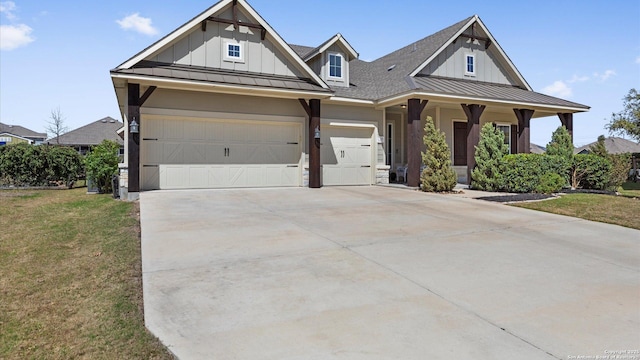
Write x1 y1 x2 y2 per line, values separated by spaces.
513 192 640 230
0 189 173 359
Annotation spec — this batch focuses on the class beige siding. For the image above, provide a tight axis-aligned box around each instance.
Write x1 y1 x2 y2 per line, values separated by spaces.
149 8 304 77
322 44 350 88
419 35 517 85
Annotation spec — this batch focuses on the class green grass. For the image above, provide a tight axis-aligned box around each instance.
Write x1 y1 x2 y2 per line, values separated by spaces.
0 189 173 359
619 181 640 198
514 192 640 230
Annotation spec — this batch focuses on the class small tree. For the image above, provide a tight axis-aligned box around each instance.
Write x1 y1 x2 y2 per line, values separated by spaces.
85 140 120 193
606 88 640 142
546 126 574 160
471 123 508 191
45 107 69 143
420 116 457 192
589 135 608 157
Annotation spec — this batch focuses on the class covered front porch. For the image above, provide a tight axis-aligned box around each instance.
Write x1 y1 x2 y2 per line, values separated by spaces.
381 94 584 186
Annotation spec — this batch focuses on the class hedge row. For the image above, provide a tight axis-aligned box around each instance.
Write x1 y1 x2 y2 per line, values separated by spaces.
0 143 83 187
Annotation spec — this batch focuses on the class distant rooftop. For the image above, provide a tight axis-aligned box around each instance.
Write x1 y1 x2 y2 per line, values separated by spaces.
47 117 123 146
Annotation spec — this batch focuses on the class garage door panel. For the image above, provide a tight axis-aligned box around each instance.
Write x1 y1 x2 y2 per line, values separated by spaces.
321 126 373 186
142 117 301 190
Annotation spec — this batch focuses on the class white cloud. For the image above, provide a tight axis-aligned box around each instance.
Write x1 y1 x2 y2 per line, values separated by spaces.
593 69 616 82
0 23 34 50
116 13 158 36
0 1 16 20
567 74 589 83
542 80 572 98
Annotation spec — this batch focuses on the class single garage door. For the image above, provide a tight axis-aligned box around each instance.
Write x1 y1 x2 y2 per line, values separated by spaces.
141 117 301 190
321 126 373 186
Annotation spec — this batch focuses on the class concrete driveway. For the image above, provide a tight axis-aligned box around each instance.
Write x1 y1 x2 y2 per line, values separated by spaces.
140 186 639 360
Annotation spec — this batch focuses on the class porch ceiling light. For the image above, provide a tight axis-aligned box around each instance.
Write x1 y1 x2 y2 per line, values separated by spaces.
400 104 407 109
129 118 139 134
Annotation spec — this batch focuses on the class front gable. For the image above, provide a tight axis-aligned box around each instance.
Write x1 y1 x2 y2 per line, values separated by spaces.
302 34 358 88
115 0 327 89
411 16 531 90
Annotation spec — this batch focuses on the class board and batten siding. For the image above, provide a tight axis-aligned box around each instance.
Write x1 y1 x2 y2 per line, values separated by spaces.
149 8 304 78
419 39 516 86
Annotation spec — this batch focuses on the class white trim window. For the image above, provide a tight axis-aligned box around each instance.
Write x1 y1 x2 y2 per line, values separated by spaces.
465 54 475 76
496 124 511 153
224 41 244 62
328 53 343 79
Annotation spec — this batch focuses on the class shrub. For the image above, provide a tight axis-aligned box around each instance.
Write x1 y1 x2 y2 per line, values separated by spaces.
85 140 120 193
571 154 612 190
0 143 82 187
502 154 569 193
471 123 508 191
420 117 457 192
608 153 631 189
546 126 574 161
535 173 565 194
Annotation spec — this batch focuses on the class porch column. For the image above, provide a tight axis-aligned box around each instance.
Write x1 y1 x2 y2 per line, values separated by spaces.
299 99 321 188
513 109 534 153
461 104 485 185
127 83 140 194
558 112 574 145
407 98 428 187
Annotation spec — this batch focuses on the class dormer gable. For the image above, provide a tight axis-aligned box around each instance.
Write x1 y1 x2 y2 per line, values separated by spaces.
300 34 358 88
410 15 531 90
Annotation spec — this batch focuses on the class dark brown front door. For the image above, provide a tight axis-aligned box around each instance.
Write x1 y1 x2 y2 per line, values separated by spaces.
454 121 467 166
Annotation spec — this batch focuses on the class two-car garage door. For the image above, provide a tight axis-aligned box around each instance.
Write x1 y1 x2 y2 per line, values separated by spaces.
140 117 374 190
141 117 301 190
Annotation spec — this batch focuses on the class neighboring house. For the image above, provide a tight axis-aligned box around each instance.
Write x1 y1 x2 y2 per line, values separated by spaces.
530 143 546 154
0 122 47 146
110 0 589 199
575 137 640 155
47 117 124 155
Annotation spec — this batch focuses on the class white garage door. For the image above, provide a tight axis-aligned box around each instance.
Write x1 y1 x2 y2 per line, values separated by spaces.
141 117 301 190
321 126 373 186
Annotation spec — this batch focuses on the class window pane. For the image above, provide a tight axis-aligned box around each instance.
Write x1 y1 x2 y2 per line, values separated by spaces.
466 56 474 73
329 54 342 77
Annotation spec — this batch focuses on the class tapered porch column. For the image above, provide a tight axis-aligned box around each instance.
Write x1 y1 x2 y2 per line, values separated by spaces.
407 98 428 187
299 99 321 188
558 112 574 145
127 83 141 194
461 104 485 185
513 109 534 153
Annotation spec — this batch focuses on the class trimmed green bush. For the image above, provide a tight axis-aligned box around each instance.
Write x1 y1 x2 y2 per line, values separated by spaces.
0 143 83 187
420 117 457 192
571 154 611 190
546 126 574 161
607 153 631 189
502 154 569 193
84 140 120 193
471 123 508 191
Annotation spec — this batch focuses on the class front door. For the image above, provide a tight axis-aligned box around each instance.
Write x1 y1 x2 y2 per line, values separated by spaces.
453 121 467 166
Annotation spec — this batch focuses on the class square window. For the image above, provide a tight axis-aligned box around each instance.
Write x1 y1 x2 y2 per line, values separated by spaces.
465 54 475 75
224 42 243 62
329 53 343 78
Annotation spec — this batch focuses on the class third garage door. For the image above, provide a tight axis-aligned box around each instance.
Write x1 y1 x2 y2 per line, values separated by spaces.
321 126 373 186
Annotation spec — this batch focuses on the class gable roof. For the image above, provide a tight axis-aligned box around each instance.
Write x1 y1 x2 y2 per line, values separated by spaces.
47 117 124 146
408 15 531 91
301 33 358 61
0 122 47 140
575 137 640 154
114 0 328 91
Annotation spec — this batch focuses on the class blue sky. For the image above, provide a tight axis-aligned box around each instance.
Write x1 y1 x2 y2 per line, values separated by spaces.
1 0 638 147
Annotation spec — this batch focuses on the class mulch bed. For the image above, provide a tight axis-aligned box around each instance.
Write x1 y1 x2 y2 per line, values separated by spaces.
476 193 557 203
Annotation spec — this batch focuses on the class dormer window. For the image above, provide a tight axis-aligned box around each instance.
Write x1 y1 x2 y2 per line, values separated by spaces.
465 54 475 76
224 41 244 62
328 53 343 79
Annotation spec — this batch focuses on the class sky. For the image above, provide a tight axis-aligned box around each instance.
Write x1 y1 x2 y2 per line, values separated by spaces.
1 0 639 147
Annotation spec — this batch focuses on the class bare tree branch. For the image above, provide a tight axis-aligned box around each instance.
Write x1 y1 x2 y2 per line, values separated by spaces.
45 107 68 144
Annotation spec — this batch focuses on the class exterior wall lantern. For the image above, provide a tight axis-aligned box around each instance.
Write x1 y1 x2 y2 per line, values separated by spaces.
129 118 139 134
314 126 321 139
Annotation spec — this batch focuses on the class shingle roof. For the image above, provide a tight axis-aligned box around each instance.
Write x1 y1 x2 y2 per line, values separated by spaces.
289 44 315 59
575 137 640 154
530 143 546 154
47 117 123 146
0 122 47 140
113 61 330 93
